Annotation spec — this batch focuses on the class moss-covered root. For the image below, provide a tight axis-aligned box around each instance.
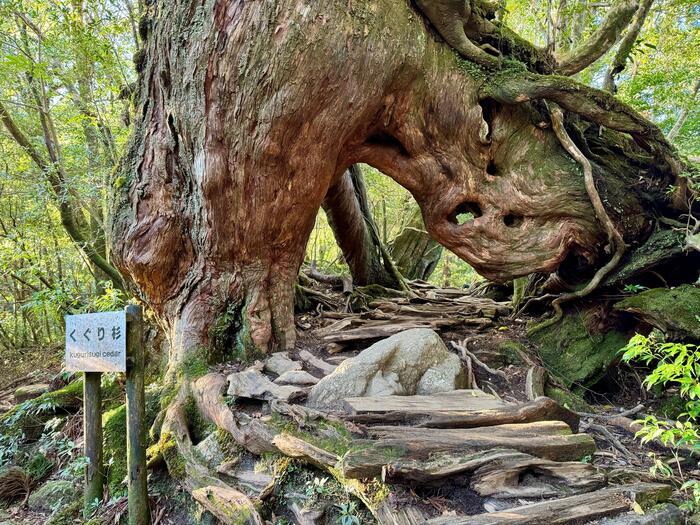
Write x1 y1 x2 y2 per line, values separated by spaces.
159 380 264 524
189 373 388 520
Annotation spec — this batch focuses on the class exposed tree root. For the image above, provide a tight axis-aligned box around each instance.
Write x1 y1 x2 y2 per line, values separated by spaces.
529 105 626 336
158 373 382 523
159 382 264 523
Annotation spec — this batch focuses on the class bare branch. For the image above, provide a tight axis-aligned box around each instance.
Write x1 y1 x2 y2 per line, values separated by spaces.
556 0 640 75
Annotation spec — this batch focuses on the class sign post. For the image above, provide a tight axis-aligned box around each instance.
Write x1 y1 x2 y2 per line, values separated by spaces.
125 305 149 525
66 310 126 518
65 308 148 523
83 371 103 517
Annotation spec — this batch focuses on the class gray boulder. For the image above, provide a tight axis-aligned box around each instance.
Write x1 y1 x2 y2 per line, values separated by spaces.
308 328 465 408
263 352 302 376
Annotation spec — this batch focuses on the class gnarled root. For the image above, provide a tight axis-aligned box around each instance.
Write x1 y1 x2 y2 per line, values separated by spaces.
159 372 381 523
159 381 263 524
528 105 626 335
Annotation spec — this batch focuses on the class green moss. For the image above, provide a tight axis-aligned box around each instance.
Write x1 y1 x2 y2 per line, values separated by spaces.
24 452 52 481
268 412 352 456
208 301 265 365
181 347 210 379
103 404 127 497
496 340 528 366
215 428 243 461
544 386 591 412
614 285 700 341
160 432 186 480
46 497 81 525
530 309 628 387
184 396 215 443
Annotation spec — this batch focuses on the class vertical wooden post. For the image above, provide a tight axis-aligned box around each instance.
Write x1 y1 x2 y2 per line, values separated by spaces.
126 305 149 525
83 371 104 518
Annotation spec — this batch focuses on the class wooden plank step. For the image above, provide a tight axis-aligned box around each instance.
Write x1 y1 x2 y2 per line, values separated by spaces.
341 389 504 414
342 422 596 478
344 395 580 432
376 502 426 525
317 318 492 343
425 482 672 525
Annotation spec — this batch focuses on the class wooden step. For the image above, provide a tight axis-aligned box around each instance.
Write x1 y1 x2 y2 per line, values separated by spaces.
425 482 672 525
343 394 580 432
342 421 596 479
342 389 504 414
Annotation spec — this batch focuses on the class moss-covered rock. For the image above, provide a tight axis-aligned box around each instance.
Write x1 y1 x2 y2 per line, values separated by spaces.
27 480 78 512
530 308 629 388
0 381 83 442
614 285 700 341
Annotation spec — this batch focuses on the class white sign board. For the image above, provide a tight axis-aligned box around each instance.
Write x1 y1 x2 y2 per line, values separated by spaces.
65 311 127 372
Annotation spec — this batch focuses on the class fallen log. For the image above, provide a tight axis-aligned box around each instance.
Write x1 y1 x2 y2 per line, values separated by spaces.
342 421 596 478
425 482 672 525
345 395 580 432
382 447 603 497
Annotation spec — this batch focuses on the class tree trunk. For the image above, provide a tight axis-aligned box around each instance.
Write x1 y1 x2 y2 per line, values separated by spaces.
111 0 685 374
389 206 443 281
322 165 404 288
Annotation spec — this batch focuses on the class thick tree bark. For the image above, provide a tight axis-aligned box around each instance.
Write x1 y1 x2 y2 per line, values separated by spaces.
110 0 684 373
322 165 404 289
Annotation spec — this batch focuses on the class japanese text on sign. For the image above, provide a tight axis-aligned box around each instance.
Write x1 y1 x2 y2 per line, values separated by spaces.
65 311 126 372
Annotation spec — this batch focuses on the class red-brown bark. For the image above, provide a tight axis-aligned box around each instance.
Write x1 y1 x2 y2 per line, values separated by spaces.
110 0 682 369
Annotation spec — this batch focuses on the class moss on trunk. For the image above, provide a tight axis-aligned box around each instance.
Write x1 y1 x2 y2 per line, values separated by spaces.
530 307 630 388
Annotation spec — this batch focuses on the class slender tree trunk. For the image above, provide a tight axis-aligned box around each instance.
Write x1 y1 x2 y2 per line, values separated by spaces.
667 78 699 142
389 206 443 281
322 165 404 288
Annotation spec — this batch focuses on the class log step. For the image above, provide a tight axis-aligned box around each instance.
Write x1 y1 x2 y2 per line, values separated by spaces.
425 482 672 525
344 394 580 432
342 421 596 479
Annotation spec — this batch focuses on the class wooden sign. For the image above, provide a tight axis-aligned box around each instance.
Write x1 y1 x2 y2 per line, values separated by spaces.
65 311 127 372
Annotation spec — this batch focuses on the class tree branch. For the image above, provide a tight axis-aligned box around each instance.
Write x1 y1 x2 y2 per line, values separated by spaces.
481 69 683 178
667 78 699 142
556 0 640 75
603 0 654 93
0 101 124 288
